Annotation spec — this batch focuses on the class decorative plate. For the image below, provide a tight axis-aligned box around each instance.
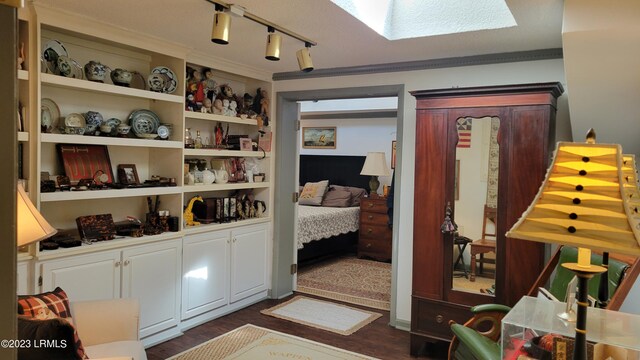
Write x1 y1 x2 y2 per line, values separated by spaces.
41 98 61 133
151 66 177 94
42 39 68 75
64 113 86 128
157 125 170 139
129 109 160 137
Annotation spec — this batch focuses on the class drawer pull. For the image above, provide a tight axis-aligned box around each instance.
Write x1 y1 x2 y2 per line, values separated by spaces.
366 243 372 248
367 228 373 234
124 260 130 266
368 215 373 220
435 315 444 324
115 261 121 267
368 203 374 208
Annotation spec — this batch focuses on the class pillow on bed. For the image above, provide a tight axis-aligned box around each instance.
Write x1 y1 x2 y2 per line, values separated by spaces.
299 180 329 206
321 188 352 207
331 185 368 207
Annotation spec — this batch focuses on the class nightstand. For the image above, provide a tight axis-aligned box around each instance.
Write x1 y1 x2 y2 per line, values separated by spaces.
358 197 392 262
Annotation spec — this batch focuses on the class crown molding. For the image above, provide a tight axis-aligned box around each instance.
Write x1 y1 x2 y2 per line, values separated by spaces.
188 50 272 83
273 48 563 81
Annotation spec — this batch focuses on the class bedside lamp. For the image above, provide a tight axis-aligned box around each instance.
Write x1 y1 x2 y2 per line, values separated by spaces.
18 184 56 247
506 130 640 360
360 152 391 195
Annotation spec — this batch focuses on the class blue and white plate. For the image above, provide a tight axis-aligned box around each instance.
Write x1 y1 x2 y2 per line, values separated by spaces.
150 66 177 94
128 109 160 137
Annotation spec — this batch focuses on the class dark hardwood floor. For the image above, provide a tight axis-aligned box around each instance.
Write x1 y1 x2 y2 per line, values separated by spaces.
146 293 448 359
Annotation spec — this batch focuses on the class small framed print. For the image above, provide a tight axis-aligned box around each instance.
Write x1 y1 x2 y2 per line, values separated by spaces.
118 164 140 185
391 140 397 169
302 127 336 149
57 144 114 185
240 138 253 151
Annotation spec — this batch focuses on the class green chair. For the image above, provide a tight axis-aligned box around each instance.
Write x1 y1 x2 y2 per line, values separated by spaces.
448 246 639 360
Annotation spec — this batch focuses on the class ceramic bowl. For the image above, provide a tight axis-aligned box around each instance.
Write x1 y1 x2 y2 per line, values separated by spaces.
84 61 109 82
85 111 104 127
117 124 131 136
111 68 133 87
100 124 112 134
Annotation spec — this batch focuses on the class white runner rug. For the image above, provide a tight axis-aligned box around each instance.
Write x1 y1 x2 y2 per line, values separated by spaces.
260 296 382 335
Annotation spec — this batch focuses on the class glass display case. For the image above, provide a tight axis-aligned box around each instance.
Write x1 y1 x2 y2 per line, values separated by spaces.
501 296 640 360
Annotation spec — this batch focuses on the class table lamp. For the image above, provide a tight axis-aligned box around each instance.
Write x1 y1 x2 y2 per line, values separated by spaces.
506 130 640 360
360 152 391 195
18 183 56 247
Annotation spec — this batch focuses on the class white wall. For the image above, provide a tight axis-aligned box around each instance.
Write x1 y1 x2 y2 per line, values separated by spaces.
275 58 570 323
299 117 397 190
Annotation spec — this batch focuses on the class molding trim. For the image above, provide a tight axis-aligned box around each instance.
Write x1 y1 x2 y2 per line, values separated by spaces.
301 110 397 120
273 48 563 81
394 319 411 332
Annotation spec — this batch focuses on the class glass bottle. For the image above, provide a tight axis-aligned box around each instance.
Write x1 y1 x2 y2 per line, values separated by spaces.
194 130 203 149
184 128 193 148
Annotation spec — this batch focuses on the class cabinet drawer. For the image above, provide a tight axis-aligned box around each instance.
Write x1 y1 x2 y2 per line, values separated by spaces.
360 223 391 239
358 235 391 261
360 211 388 225
411 297 471 341
360 198 387 214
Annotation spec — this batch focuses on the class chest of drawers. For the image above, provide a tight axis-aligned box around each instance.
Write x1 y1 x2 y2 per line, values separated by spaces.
358 197 392 262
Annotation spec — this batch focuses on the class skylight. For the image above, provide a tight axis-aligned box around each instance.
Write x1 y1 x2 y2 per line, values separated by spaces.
331 0 517 40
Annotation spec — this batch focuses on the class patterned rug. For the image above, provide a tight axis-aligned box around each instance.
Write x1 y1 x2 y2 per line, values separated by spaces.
166 324 377 360
260 296 381 335
297 257 391 310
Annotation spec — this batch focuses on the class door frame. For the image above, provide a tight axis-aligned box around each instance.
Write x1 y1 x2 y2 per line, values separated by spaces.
272 84 405 326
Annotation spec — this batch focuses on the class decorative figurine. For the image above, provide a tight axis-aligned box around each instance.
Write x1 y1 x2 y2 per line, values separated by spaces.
212 99 223 115
215 122 224 146
201 98 212 113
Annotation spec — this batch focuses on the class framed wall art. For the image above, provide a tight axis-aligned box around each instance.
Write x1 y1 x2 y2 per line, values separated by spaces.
240 138 253 151
391 140 397 169
302 127 336 149
57 144 114 185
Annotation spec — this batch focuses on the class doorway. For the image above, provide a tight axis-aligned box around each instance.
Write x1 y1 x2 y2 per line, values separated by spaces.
272 85 405 325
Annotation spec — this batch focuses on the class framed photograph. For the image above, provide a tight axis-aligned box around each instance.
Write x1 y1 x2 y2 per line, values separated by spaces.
240 138 253 151
302 127 336 149
57 144 114 185
391 140 397 169
117 164 140 185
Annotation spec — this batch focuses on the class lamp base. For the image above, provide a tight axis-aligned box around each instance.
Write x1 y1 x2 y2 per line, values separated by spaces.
369 175 380 195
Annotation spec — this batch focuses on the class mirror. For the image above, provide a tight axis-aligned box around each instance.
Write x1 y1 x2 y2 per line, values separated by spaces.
451 116 500 295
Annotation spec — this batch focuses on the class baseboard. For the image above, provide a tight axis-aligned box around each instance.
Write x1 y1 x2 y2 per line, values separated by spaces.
180 291 268 332
142 326 183 348
394 319 411 332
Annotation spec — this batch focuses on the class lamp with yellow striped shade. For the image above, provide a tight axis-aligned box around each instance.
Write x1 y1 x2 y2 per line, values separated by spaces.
506 130 640 360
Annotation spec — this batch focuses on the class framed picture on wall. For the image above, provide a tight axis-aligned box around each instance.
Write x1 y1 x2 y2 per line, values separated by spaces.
302 127 336 149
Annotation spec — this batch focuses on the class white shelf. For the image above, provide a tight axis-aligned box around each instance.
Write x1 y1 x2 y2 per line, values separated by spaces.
18 70 29 81
41 73 183 103
41 133 183 148
40 186 182 202
18 132 29 142
184 111 258 126
184 148 269 158
183 182 270 193
183 217 271 235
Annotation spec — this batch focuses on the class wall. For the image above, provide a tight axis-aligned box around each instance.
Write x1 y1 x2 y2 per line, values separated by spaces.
299 117 397 190
274 58 571 323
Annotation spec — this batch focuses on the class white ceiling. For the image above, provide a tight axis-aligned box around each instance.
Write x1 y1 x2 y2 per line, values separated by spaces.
34 0 564 75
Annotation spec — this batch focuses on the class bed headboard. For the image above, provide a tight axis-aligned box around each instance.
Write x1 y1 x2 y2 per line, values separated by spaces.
299 155 369 191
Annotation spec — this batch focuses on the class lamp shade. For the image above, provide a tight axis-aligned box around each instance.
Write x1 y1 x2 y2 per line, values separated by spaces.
17 184 56 247
360 152 391 177
506 142 640 256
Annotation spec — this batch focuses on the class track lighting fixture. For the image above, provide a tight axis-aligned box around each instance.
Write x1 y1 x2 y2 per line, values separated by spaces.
211 4 231 45
265 27 281 61
205 0 317 72
296 43 314 72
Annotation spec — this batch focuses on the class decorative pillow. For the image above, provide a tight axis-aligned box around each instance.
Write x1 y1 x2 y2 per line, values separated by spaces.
332 185 368 207
18 287 88 360
299 180 329 206
18 315 79 360
321 188 352 207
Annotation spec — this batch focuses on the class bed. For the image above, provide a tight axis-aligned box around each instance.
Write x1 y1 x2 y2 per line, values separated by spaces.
297 155 370 263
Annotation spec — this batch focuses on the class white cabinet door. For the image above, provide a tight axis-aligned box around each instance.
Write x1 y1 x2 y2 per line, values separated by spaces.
121 239 181 338
40 251 121 302
230 224 269 303
17 261 30 295
182 231 230 320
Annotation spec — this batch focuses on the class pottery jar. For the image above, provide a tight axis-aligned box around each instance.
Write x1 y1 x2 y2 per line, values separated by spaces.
110 68 133 86
84 61 109 82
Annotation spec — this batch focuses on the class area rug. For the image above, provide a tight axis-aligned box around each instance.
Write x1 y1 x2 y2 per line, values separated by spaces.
166 324 377 360
260 296 382 335
297 257 390 310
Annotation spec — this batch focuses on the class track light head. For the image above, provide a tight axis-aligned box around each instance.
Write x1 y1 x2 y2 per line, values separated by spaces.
211 8 231 45
265 27 281 61
296 43 314 72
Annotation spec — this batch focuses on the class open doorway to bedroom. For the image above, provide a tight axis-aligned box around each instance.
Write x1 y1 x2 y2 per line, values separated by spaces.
273 84 405 325
294 97 398 311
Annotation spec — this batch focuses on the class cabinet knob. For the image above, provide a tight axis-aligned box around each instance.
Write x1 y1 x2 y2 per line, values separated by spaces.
115 261 121 267
227 239 230 244
366 243 372 248
368 215 373 220
367 228 373 234
367 203 374 208
233 237 237 243
124 260 130 266
435 315 444 324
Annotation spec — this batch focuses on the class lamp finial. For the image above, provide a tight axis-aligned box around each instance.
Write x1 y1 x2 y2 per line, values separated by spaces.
585 128 596 144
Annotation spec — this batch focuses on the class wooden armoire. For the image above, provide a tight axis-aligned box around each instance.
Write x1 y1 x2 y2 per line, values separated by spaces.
409 83 564 354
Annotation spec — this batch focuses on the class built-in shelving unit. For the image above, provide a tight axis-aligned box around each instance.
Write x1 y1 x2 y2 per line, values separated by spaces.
183 182 270 193
41 133 183 148
40 186 183 202
184 111 258 126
